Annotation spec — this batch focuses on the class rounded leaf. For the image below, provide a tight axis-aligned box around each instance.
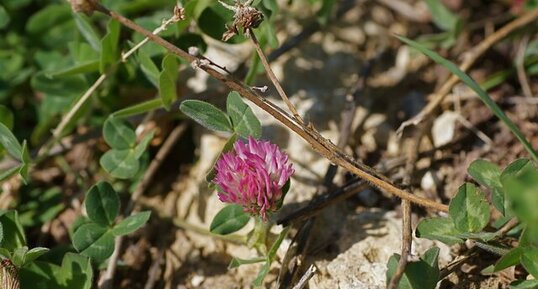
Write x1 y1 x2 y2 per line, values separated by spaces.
85 181 120 226
112 211 151 236
226 91 262 138
468 159 505 214
416 217 463 245
468 159 502 187
210 204 250 235
12 246 29 267
386 247 440 289
23 247 50 265
180 100 233 133
19 252 93 289
449 183 490 233
103 117 136 149
72 223 115 262
26 4 71 35
100 149 140 179
159 54 178 110
31 72 87 97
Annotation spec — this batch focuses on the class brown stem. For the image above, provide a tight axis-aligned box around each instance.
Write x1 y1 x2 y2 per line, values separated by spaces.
291 264 317 289
387 200 412 289
91 3 448 212
516 36 532 97
247 28 303 123
388 129 424 288
496 217 519 236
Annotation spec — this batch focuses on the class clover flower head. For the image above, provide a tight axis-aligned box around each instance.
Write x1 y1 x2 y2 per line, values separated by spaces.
214 137 294 219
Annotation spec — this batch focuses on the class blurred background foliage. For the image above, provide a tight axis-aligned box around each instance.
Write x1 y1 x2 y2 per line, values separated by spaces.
0 0 300 149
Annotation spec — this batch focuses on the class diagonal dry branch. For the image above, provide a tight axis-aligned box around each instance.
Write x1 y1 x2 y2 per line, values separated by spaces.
89 3 448 212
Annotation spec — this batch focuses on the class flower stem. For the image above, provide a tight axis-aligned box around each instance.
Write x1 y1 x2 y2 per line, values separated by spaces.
248 217 272 255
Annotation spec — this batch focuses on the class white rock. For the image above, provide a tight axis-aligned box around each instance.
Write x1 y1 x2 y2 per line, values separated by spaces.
309 210 452 289
191 274 205 287
421 170 436 191
432 111 459 147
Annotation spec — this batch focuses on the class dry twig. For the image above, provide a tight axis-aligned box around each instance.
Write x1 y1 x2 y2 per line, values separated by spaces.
387 200 412 289
291 264 317 289
516 35 534 105
277 179 369 226
387 133 420 289
247 28 304 123
88 2 449 212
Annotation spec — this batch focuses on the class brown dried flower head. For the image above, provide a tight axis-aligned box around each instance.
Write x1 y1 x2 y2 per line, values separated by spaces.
67 0 100 15
220 0 264 41
173 6 186 22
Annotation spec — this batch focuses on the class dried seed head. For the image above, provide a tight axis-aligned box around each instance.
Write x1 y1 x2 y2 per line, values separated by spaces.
173 6 186 22
219 0 264 41
235 6 264 30
67 0 99 15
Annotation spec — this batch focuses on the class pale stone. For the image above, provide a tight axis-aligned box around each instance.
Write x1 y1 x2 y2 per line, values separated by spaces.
309 210 452 289
432 111 459 147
